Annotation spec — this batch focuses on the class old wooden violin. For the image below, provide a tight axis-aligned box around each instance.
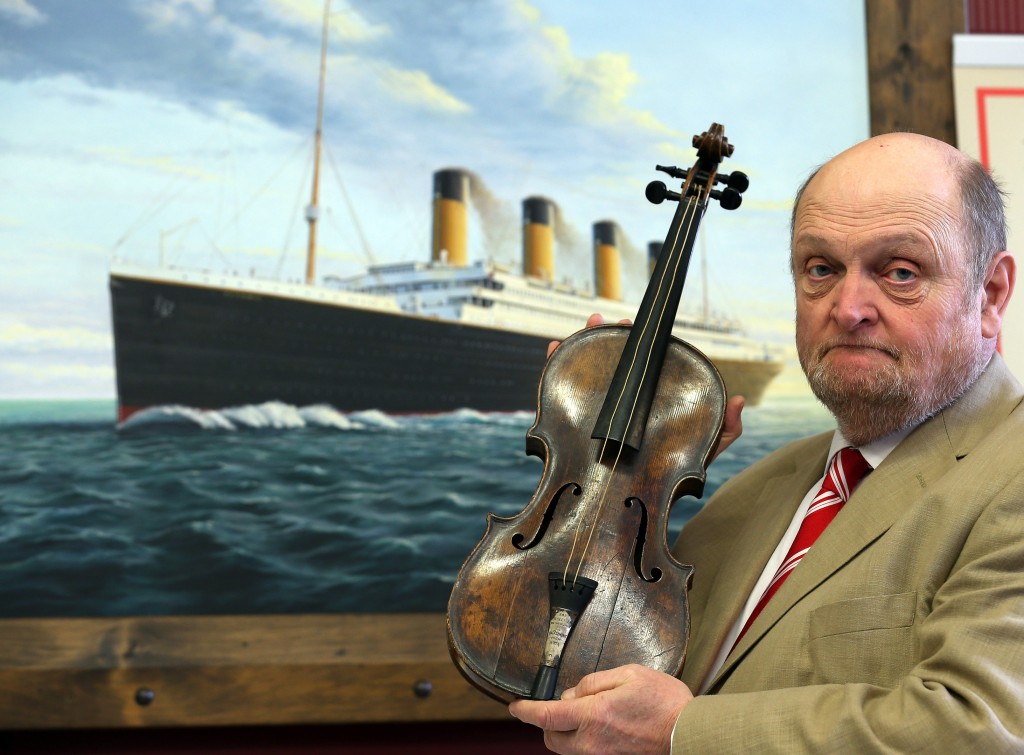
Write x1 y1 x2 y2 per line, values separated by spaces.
447 123 748 702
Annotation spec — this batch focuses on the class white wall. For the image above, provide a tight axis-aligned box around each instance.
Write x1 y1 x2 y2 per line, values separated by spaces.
954 34 1024 378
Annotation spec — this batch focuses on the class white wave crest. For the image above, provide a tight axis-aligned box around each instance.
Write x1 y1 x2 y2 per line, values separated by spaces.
119 404 235 431
117 402 533 432
348 409 402 429
118 401 362 432
451 408 488 422
221 401 306 429
298 404 365 430
420 408 534 427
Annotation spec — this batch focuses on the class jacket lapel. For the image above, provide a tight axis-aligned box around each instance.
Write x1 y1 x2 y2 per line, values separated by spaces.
718 417 956 670
706 355 1022 691
683 441 829 689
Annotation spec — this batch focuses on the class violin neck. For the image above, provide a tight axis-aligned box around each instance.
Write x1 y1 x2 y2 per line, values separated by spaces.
591 192 707 451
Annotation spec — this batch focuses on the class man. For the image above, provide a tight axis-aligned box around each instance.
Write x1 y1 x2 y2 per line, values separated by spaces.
510 132 1022 753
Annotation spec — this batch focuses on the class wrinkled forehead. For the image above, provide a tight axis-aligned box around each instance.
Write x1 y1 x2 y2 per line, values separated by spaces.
789 151 972 276
792 140 965 245
803 135 964 209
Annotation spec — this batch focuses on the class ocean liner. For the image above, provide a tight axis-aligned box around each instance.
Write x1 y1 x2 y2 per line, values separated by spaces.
108 169 782 423
107 5 782 424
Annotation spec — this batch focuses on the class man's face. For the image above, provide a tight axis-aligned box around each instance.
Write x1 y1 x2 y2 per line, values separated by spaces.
791 138 989 444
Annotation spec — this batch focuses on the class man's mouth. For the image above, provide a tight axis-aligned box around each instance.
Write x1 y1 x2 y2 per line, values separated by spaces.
819 341 899 360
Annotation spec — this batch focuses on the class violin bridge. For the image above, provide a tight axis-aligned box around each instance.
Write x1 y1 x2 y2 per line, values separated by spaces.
529 572 599 700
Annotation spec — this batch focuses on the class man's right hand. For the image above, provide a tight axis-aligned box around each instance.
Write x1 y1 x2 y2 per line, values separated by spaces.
546 313 744 461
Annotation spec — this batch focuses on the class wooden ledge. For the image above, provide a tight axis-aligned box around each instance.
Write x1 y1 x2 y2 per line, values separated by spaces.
0 613 507 729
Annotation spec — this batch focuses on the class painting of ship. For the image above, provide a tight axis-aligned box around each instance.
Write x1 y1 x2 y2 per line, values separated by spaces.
107 3 783 425
109 167 782 423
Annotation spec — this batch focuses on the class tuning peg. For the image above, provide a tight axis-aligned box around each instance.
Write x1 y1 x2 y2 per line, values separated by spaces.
710 187 742 210
655 165 687 180
716 171 749 194
646 180 681 205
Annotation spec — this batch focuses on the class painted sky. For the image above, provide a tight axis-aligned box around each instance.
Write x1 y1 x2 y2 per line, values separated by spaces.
0 0 869 399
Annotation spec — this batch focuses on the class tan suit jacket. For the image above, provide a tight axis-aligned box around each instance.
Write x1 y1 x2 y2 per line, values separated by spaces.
670 354 1024 752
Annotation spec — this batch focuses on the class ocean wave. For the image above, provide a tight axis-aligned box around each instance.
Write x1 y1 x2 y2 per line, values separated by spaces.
118 402 362 432
348 409 402 429
119 404 236 431
116 402 534 433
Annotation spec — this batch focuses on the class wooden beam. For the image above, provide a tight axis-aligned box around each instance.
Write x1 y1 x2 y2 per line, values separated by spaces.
0 614 506 729
865 0 966 143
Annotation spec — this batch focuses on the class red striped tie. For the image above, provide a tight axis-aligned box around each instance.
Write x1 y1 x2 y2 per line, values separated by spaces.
734 447 871 645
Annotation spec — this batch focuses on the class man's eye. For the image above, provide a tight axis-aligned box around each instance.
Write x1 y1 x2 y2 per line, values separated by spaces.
887 267 916 282
808 264 832 278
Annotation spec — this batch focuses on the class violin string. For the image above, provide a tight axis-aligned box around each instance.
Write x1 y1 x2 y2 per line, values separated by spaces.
560 190 696 585
559 212 684 586
566 181 711 586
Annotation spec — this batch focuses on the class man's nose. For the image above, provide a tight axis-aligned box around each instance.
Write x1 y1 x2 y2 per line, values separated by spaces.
832 273 878 330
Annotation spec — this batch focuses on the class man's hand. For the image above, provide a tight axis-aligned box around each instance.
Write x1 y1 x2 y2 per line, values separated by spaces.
719 394 744 459
547 313 625 358
547 313 746 460
509 664 694 755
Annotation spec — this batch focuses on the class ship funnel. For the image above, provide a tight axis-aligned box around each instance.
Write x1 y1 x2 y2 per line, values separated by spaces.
522 197 555 281
648 241 661 277
593 221 623 301
432 169 470 266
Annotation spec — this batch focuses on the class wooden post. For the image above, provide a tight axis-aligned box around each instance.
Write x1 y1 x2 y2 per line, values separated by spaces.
865 0 966 143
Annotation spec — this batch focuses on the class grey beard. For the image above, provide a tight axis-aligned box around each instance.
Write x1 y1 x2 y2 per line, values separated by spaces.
802 334 989 446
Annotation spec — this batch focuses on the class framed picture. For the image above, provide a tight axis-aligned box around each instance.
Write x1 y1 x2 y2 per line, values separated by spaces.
0 0 880 728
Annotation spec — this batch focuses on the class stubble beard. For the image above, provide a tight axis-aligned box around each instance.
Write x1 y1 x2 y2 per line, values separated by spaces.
799 325 990 446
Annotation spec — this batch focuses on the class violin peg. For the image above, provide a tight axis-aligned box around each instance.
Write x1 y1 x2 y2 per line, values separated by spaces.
646 180 680 205
711 187 742 210
655 164 687 180
725 171 750 193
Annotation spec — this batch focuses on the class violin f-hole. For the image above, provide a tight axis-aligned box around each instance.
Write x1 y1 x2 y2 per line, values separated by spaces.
512 482 581 551
625 496 662 583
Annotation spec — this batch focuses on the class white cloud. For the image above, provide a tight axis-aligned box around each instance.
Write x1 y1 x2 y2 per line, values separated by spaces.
379 67 472 115
85 146 222 181
0 321 112 353
0 362 115 399
532 18 680 140
0 0 46 27
137 0 215 30
258 0 391 43
1 361 114 380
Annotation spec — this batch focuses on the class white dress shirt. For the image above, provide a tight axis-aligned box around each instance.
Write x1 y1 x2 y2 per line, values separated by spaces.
698 425 912 692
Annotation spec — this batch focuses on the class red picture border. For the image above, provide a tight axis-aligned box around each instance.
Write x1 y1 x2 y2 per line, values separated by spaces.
975 87 1024 168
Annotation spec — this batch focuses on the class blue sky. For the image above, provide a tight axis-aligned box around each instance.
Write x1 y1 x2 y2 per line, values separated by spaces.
0 0 869 399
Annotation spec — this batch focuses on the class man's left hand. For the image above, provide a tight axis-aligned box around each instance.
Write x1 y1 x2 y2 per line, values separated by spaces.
508 664 694 754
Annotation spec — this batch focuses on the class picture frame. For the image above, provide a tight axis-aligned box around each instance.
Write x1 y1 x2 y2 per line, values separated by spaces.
0 0 961 731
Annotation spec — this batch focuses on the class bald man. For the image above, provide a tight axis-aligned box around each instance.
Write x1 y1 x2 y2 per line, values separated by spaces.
511 133 1023 753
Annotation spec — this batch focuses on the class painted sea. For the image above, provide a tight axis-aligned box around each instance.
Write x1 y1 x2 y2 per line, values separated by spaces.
0 397 832 617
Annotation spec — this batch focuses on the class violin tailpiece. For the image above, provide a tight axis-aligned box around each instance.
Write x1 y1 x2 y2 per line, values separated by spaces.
529 572 600 700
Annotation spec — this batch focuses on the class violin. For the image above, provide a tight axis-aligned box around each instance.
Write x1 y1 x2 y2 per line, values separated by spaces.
447 123 748 702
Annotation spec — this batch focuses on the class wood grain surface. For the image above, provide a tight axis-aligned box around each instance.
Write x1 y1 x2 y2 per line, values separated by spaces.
866 0 965 142
0 613 505 729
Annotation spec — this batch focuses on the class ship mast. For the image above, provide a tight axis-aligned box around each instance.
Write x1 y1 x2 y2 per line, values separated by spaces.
305 0 331 285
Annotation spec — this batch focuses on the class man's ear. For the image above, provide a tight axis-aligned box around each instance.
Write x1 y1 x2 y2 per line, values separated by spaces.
981 251 1015 340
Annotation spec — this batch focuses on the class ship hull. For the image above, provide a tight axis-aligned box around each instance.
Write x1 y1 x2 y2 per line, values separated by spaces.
110 272 782 422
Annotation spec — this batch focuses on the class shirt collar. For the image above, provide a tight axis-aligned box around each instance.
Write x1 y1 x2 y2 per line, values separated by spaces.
827 424 915 472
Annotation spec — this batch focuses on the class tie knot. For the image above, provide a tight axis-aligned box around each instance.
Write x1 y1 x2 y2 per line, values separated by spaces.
828 447 872 502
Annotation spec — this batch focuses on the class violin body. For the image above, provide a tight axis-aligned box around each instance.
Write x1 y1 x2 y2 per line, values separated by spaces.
447 123 744 702
447 325 725 702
